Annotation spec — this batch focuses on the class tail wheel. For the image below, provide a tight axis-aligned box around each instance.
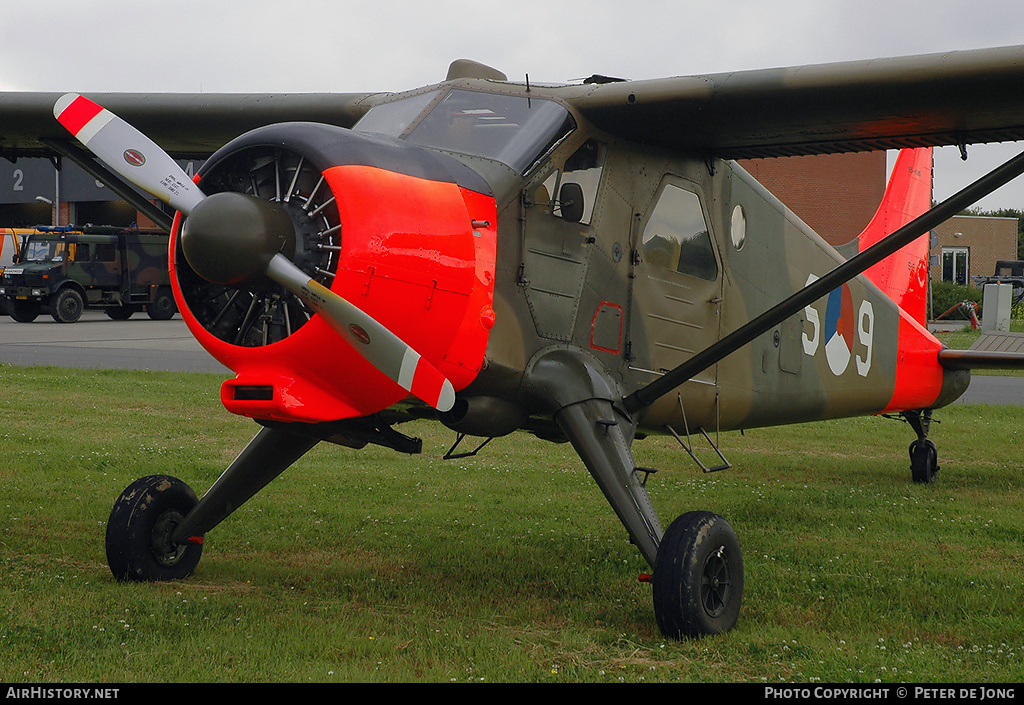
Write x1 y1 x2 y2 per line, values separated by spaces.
653 511 743 639
910 438 939 484
106 475 203 582
175 146 340 347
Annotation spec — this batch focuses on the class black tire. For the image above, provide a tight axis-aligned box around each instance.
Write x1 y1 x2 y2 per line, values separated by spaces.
910 439 939 484
9 300 40 323
105 475 204 582
653 511 743 639
50 288 84 323
147 289 177 320
106 305 136 320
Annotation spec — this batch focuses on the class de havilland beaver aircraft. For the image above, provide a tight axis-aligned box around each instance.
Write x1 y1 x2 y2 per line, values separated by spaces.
5 46 1024 639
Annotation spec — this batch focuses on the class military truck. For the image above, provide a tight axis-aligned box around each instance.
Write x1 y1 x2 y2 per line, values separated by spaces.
0 226 176 323
974 260 1024 307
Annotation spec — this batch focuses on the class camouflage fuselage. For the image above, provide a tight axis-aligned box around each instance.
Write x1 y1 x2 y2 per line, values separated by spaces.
461 99 968 437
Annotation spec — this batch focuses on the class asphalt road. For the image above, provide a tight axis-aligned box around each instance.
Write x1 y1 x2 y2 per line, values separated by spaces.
0 311 1021 404
953 374 1024 405
0 310 229 374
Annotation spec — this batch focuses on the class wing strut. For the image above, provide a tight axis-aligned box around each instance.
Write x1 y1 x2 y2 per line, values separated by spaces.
622 149 1024 415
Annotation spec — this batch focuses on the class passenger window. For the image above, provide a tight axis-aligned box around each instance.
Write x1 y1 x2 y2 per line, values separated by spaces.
94 243 116 262
641 184 718 281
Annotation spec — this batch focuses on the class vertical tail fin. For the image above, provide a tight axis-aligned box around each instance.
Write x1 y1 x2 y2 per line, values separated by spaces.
852 147 933 324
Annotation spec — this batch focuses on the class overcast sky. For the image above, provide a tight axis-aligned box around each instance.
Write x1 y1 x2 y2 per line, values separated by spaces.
4 0 1024 210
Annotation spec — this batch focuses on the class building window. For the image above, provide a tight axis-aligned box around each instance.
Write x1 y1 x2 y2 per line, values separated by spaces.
941 246 970 285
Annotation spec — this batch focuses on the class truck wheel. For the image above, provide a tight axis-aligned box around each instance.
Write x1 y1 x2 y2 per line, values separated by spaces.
147 289 176 320
106 305 136 320
51 289 84 323
9 300 40 323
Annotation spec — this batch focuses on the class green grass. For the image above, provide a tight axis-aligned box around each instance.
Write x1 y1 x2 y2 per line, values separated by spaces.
2 365 1024 682
934 321 1024 375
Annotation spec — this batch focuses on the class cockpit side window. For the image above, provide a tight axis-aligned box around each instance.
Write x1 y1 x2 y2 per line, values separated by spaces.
642 184 718 281
541 139 605 225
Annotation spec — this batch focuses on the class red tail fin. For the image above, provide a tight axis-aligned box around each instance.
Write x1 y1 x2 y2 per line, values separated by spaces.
854 147 933 324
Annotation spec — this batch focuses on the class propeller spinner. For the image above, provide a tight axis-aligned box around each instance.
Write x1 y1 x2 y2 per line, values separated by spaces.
54 93 458 413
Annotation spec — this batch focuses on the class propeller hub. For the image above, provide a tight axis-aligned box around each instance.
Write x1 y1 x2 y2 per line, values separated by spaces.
181 192 297 286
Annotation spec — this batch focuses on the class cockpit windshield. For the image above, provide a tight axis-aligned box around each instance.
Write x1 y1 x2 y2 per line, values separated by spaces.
354 89 575 174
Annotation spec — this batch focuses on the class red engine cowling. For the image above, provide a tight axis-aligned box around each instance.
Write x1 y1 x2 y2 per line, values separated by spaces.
169 124 497 422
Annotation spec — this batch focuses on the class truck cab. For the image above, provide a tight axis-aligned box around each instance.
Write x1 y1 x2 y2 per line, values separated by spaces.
0 227 176 323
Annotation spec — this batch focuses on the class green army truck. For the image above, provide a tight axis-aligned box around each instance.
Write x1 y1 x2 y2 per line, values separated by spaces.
0 226 176 323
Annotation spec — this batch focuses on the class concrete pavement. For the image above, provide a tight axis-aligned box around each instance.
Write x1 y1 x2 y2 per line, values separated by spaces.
0 310 229 374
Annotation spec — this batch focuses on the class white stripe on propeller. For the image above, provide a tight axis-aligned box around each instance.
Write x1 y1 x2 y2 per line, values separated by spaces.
54 93 204 215
266 254 456 412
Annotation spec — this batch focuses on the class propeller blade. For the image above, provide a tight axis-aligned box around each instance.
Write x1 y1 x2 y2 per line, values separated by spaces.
52 95 457 413
53 93 204 215
265 254 456 412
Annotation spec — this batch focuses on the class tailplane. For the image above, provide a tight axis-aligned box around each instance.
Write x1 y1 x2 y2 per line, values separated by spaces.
848 147 933 324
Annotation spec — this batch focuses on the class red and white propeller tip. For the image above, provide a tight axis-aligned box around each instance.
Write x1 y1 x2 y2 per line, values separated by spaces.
266 255 457 413
52 94 456 413
54 93 204 215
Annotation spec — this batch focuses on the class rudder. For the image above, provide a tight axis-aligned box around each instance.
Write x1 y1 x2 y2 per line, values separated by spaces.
851 147 933 324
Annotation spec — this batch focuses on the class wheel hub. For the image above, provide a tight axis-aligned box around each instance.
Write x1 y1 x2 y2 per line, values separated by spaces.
701 546 731 618
150 510 188 566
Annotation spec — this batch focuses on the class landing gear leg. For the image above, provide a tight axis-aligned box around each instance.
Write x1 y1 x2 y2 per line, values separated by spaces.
104 425 319 582
524 349 744 639
903 409 939 484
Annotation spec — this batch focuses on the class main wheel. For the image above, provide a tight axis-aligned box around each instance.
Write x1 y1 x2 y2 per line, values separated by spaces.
910 439 939 484
653 511 743 639
106 475 204 582
51 288 84 323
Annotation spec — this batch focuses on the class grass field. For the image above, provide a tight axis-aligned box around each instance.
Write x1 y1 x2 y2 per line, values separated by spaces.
2 364 1023 683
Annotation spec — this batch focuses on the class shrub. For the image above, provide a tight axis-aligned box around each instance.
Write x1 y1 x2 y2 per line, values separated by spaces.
930 279 982 320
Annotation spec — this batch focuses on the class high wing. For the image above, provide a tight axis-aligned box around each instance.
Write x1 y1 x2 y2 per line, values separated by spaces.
561 45 1024 159
0 91 380 159
5 46 1024 162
